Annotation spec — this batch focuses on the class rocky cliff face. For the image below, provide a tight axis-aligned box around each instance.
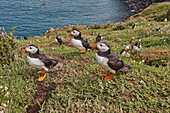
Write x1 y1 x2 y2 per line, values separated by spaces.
126 0 168 14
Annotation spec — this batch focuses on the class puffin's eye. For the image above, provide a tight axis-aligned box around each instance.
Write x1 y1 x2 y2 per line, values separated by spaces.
30 47 32 49
100 44 102 47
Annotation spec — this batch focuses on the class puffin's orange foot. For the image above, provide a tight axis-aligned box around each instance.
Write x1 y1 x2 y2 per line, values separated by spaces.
80 50 87 54
99 74 107 77
38 73 47 81
37 69 45 73
104 75 115 80
99 70 109 77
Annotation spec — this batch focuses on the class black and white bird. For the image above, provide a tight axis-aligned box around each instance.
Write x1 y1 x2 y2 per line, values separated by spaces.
22 44 59 81
129 38 142 58
96 33 102 42
132 38 142 52
120 44 131 57
91 32 95 35
23 36 28 40
69 29 92 54
156 28 162 32
56 36 64 45
148 22 152 26
96 42 133 80
132 23 136 29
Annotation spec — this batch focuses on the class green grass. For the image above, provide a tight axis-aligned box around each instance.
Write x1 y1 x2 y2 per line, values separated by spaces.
0 2 170 113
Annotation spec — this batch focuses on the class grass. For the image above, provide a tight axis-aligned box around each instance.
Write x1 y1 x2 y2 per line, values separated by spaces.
0 1 170 113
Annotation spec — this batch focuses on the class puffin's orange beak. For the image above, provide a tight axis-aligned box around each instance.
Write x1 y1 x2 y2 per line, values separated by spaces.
22 48 29 54
69 33 73 37
22 49 26 54
92 44 99 50
125 48 127 51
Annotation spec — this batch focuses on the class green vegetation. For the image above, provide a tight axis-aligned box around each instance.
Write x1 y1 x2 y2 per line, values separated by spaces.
0 2 169 113
0 27 17 65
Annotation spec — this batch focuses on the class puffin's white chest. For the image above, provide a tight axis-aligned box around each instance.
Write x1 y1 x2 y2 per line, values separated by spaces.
27 56 44 69
133 45 142 52
56 39 59 43
72 38 85 50
96 53 108 67
96 54 116 74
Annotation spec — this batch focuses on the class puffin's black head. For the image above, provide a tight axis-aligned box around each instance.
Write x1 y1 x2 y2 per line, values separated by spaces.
22 44 39 54
69 29 81 38
98 33 102 37
134 38 141 46
97 42 110 53
56 36 59 39
136 38 141 42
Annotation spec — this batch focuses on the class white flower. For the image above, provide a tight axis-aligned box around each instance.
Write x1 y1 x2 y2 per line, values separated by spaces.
24 105 28 109
4 86 8 91
0 76 2 78
99 84 104 89
142 60 145 62
5 92 9 97
2 103 7 107
164 40 166 42
0 110 4 113
0 86 3 89
140 80 145 84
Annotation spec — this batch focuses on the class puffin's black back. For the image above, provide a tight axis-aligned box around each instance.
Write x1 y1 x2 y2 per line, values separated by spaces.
56 36 64 44
96 34 102 42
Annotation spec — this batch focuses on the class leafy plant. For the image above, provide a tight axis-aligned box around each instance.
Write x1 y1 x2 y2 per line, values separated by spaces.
112 24 126 30
0 27 17 65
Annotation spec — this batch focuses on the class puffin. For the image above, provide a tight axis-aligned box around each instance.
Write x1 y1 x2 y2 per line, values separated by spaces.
120 44 131 57
96 42 133 80
22 44 59 81
132 38 142 52
91 32 95 35
23 36 28 40
69 29 92 54
96 33 102 42
56 36 64 45
132 23 136 29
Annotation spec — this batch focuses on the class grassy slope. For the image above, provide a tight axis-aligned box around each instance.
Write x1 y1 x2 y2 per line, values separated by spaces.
0 2 170 112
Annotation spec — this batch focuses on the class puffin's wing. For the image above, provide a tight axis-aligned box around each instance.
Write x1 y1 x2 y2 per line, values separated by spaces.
107 53 124 70
82 39 92 49
38 54 59 67
120 49 125 54
96 37 100 42
58 38 63 44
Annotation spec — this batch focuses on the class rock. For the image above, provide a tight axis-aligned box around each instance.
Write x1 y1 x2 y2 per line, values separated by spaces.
130 10 136 13
42 3 48 5
126 0 168 15
45 27 55 34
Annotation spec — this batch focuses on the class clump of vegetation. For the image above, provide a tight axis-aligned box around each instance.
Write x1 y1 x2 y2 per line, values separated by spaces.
0 27 17 65
145 38 170 47
112 24 126 30
91 23 101 29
